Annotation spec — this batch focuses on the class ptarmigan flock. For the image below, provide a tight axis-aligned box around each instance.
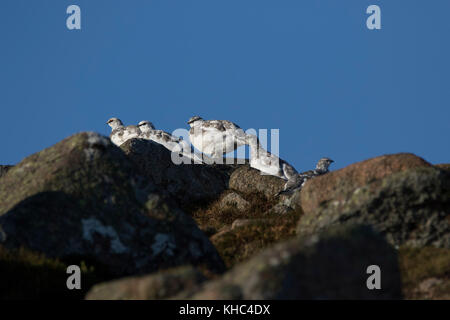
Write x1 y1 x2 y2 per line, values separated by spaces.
107 116 334 193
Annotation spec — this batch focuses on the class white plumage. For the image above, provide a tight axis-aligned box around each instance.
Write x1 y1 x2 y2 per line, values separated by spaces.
107 117 141 146
138 120 203 163
187 116 248 160
247 134 298 180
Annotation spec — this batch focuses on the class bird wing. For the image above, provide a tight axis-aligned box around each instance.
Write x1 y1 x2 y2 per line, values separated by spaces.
111 127 124 138
202 120 241 132
120 125 141 141
221 120 241 130
152 130 182 143
299 170 316 179
284 174 304 190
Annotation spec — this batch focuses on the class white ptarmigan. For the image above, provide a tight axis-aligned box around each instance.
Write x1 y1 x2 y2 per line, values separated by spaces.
106 117 141 146
138 120 183 151
278 157 334 195
138 120 203 163
246 134 298 180
187 116 248 160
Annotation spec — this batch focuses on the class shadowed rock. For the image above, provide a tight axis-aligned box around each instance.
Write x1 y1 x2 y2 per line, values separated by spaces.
0 132 225 276
85 266 205 300
175 225 402 300
120 139 239 208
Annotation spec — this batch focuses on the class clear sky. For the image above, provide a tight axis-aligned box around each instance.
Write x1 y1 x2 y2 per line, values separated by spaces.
1 1 449 171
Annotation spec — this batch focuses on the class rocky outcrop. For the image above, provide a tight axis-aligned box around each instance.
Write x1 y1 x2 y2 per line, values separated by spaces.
86 266 205 300
2 132 449 300
0 132 225 276
299 153 431 214
120 139 238 208
175 225 402 299
297 166 450 248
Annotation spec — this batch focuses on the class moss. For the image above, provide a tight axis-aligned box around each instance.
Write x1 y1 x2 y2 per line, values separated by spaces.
0 245 108 299
398 246 450 298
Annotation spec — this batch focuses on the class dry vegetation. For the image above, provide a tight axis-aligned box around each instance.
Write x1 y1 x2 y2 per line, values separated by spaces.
190 190 302 268
398 246 450 299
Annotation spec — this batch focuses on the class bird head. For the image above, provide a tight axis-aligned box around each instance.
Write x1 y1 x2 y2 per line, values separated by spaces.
187 116 203 127
315 157 334 173
106 117 123 130
138 120 155 133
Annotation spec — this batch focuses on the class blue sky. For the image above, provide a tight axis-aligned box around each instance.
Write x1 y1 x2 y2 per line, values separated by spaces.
1 1 449 171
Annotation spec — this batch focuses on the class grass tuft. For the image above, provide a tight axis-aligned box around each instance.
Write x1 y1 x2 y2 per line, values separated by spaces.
191 190 302 268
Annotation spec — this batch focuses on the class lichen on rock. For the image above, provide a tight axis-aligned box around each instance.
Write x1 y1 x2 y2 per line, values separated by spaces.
297 166 450 249
0 132 225 278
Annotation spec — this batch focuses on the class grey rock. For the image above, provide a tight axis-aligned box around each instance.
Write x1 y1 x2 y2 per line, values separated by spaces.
229 165 285 199
0 132 225 276
120 139 238 208
219 192 250 211
297 167 450 249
